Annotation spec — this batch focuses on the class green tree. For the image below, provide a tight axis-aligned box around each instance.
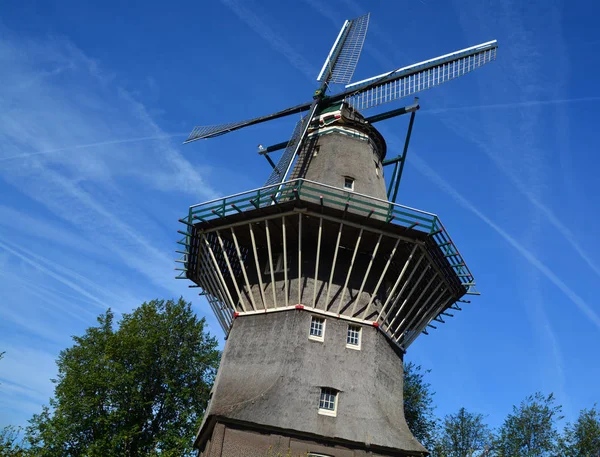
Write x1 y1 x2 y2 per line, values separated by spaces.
436 407 493 457
559 405 600 457
1 352 29 456
403 361 438 449
0 425 28 456
495 392 563 457
25 298 220 457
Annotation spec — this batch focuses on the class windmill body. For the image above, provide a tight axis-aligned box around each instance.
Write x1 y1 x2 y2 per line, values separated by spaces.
178 14 496 457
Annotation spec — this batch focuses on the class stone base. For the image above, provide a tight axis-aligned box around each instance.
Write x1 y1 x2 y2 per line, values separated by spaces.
198 420 427 457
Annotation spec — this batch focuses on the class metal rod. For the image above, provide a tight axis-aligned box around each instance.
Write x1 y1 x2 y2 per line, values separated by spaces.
203 236 238 315
403 294 453 348
392 110 416 203
248 223 268 310
351 233 382 317
387 158 399 199
230 227 258 311
294 209 419 244
282 216 289 308
201 243 234 328
361 238 402 320
257 140 289 155
393 275 440 338
397 277 442 336
263 153 278 171
337 228 363 313
216 230 247 312
377 247 422 322
386 262 430 331
313 217 323 308
208 297 227 331
202 210 298 235
189 178 437 218
365 101 420 124
198 236 232 328
297 213 302 305
405 291 452 346
377 252 422 325
325 222 344 310
265 219 278 309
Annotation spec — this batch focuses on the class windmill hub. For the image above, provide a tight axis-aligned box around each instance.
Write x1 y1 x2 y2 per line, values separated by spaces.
178 13 494 457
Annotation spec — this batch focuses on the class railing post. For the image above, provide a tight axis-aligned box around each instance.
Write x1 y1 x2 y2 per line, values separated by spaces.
386 202 394 223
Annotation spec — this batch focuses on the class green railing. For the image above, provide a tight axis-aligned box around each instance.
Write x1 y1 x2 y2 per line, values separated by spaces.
179 178 477 294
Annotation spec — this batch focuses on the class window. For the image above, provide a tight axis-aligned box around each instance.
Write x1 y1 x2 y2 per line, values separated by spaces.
318 388 338 416
346 325 362 350
343 176 354 191
263 253 287 275
309 316 325 341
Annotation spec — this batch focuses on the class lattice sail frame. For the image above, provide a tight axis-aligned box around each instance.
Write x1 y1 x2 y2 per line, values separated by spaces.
345 41 497 111
263 115 309 186
177 179 477 350
317 13 370 85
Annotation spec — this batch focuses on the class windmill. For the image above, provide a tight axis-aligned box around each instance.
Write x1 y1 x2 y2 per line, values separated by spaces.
178 13 497 457
185 13 497 199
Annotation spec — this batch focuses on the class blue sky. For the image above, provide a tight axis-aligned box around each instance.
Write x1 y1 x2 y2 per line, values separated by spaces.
1 0 599 433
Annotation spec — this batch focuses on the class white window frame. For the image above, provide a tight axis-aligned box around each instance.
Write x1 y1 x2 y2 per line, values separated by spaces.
318 388 338 417
346 324 362 350
308 454 333 457
309 315 326 342
343 176 355 191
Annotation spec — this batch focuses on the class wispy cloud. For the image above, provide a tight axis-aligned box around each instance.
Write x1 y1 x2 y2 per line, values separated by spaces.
425 96 600 114
217 0 600 333
220 0 318 81
0 133 188 164
0 25 226 425
0 239 110 310
0 30 215 300
0 345 58 423
408 151 600 330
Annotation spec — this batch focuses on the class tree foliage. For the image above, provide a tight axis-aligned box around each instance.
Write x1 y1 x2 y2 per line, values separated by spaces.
24 298 220 457
403 361 438 449
0 426 28 456
559 404 600 457
436 407 493 457
494 392 563 457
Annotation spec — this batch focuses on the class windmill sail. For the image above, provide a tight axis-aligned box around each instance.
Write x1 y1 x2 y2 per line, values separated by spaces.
184 100 313 144
343 40 497 111
317 13 370 85
263 113 311 187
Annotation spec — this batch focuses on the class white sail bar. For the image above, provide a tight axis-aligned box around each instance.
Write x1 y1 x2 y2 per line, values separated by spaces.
317 13 370 85
344 40 498 111
317 20 350 82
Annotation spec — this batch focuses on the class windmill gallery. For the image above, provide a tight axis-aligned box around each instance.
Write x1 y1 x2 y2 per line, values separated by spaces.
176 13 497 457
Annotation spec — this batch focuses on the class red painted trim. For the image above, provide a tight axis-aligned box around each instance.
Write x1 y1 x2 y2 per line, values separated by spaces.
372 322 379 328
233 312 239 318
295 304 305 309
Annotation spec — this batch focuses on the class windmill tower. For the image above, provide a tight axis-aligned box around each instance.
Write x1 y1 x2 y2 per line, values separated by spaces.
177 14 497 457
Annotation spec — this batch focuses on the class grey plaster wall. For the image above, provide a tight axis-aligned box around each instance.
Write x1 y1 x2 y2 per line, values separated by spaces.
296 131 387 202
198 311 426 454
